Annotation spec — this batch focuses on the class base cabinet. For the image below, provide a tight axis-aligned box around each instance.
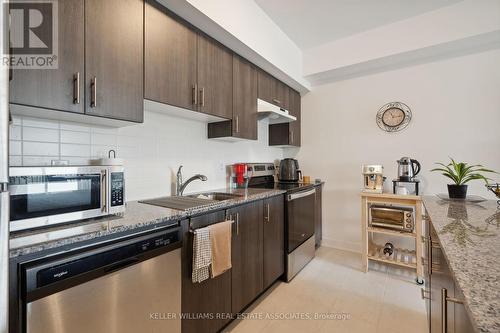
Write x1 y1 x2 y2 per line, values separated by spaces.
425 221 474 333
314 185 323 248
229 200 264 314
181 212 232 333
263 195 285 289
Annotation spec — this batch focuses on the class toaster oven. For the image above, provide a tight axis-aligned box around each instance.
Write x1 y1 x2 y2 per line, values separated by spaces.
9 166 125 232
368 203 415 233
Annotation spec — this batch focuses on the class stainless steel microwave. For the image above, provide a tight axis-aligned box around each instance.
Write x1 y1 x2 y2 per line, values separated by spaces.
368 203 415 233
9 166 125 232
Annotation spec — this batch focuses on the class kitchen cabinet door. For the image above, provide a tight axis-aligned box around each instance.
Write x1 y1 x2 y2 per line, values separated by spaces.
145 0 197 111
232 55 258 140
9 0 85 114
197 34 233 119
273 80 290 111
263 195 285 289
229 200 264 313
314 185 323 248
85 0 144 122
430 225 455 333
257 70 274 105
288 89 301 146
181 213 232 333
268 88 301 147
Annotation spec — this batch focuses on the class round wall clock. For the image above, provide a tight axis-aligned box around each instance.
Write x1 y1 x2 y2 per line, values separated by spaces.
376 102 412 133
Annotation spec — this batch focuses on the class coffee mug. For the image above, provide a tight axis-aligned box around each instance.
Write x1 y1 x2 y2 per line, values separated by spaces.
302 176 311 184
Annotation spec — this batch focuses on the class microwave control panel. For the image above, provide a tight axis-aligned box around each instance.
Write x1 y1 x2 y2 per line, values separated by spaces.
110 172 124 207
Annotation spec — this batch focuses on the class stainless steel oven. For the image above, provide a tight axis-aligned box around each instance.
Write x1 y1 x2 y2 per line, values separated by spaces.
9 166 125 232
368 203 415 232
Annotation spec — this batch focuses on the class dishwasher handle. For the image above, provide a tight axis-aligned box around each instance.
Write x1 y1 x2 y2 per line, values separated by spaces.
287 188 316 201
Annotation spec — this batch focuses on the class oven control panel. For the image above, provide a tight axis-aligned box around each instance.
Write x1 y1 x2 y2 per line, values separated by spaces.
110 172 124 207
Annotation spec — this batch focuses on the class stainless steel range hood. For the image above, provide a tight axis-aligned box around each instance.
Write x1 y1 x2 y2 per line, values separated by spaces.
257 98 296 124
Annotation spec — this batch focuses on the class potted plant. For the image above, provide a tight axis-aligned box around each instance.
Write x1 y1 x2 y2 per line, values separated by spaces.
431 158 497 199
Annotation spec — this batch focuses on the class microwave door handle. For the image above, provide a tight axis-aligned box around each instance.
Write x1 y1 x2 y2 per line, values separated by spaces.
101 170 107 213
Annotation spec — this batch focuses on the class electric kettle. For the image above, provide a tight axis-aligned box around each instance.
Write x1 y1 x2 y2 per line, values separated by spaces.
278 158 302 182
397 157 421 181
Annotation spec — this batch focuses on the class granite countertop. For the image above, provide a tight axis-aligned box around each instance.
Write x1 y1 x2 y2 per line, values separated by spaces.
9 188 285 259
423 196 500 333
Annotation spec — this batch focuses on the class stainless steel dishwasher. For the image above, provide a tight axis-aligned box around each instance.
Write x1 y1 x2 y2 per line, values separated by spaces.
21 227 181 333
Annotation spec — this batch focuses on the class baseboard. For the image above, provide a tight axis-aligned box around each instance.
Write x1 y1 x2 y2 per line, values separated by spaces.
320 237 361 254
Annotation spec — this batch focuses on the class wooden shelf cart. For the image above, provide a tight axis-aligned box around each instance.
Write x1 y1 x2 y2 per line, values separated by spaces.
361 192 423 283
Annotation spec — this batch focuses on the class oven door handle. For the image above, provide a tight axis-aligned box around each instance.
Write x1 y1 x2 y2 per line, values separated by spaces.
287 188 316 201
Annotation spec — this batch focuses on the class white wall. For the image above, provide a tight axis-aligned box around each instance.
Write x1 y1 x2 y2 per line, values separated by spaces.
9 110 283 201
288 49 500 252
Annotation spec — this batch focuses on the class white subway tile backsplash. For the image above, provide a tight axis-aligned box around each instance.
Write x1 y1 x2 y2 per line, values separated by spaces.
60 122 91 132
92 133 117 146
9 125 22 140
61 157 91 165
9 156 22 166
23 142 59 156
22 156 57 166
61 130 91 144
61 143 90 157
91 126 118 135
9 141 22 155
22 117 59 129
11 116 22 126
91 145 116 158
23 126 59 142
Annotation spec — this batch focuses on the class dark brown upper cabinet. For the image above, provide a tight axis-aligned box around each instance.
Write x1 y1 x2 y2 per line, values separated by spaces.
10 0 144 123
9 0 85 114
145 0 197 111
257 70 289 110
85 0 144 122
263 195 284 289
145 4 232 119
229 200 264 314
269 88 301 147
207 55 257 140
196 34 233 119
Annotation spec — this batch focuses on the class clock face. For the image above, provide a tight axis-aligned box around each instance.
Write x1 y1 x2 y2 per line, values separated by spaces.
376 102 412 132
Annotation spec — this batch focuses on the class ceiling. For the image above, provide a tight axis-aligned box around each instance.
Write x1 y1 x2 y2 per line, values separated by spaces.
255 0 463 50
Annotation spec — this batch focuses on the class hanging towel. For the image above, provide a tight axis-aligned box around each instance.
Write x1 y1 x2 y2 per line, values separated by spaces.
208 220 233 278
192 227 211 283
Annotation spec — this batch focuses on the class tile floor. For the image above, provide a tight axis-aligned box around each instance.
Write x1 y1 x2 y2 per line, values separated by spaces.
224 247 428 333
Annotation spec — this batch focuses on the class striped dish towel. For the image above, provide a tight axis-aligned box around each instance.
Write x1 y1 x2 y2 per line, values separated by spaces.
192 227 212 283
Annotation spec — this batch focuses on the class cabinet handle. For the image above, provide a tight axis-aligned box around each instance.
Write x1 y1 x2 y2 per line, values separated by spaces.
90 77 97 108
236 212 240 235
272 98 281 105
441 288 464 333
421 288 430 300
73 72 80 104
235 115 239 133
266 204 270 222
199 87 205 106
192 84 198 105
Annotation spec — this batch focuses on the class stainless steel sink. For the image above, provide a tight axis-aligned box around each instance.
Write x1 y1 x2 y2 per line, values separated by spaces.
185 192 243 201
140 192 242 211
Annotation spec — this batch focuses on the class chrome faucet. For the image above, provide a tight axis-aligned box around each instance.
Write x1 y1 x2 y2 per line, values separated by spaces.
176 165 208 196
